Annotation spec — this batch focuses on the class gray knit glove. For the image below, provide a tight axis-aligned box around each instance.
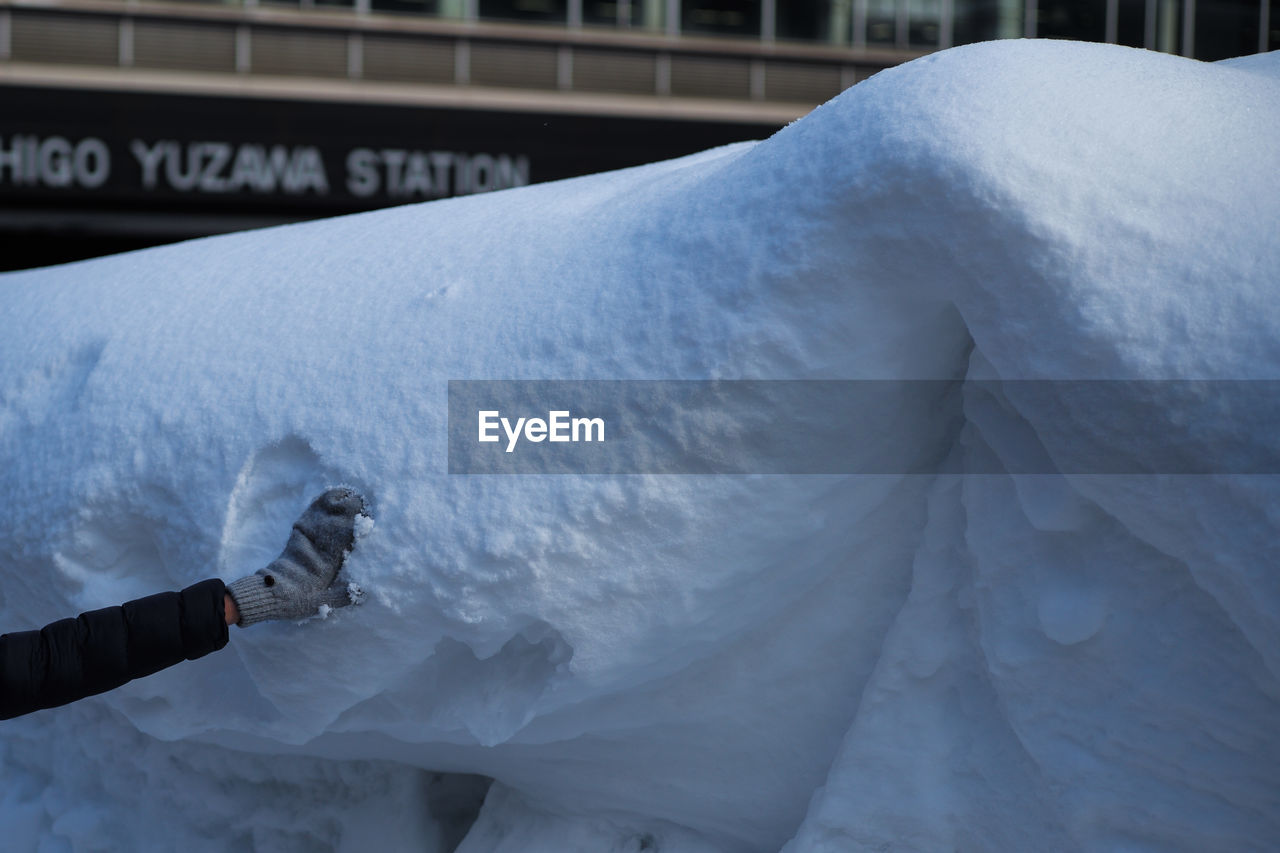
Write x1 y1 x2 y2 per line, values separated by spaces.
226 487 369 626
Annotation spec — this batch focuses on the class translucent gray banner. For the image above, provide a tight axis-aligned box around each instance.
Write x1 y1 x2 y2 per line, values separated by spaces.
446 380 1280 474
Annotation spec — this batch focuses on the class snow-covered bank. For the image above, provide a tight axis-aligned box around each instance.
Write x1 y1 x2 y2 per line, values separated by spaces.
2 40 1278 851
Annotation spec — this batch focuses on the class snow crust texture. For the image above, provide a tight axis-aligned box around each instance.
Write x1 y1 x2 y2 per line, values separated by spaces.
2 40 1279 852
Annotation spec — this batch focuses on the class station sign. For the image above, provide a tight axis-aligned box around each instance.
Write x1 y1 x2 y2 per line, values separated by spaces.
0 85 781 217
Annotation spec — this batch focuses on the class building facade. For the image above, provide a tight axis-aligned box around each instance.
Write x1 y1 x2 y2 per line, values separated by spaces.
1 0 1274 269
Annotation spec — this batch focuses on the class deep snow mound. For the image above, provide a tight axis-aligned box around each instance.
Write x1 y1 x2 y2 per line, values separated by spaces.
2 41 1279 852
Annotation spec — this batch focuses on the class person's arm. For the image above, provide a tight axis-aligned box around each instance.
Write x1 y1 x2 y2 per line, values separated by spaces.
0 487 366 721
0 579 229 721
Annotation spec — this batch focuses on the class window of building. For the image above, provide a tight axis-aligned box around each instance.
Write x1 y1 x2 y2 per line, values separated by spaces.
369 0 440 13
681 0 762 37
952 0 1010 45
260 0 358 8
253 0 358 7
1194 0 1261 59
865 0 897 45
479 0 569 24
1036 0 1106 42
776 0 846 44
582 0 666 29
908 0 942 46
1115 0 1146 47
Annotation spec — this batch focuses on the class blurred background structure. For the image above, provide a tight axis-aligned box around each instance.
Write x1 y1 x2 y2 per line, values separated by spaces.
1 0 1275 270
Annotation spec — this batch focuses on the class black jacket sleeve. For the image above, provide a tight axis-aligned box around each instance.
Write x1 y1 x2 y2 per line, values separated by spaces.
0 578 229 720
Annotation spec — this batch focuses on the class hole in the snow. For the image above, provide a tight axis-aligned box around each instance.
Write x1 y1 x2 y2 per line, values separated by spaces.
427 773 493 853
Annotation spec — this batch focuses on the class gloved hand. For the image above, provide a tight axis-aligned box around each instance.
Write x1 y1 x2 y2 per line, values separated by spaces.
226 487 369 626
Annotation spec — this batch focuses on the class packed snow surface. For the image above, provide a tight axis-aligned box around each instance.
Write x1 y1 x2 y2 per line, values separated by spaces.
2 40 1279 852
